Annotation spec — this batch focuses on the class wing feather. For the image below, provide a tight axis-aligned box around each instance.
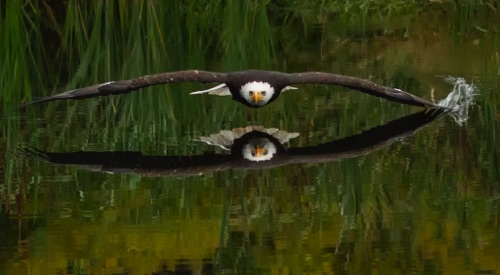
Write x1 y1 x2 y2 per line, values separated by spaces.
288 72 443 108
21 70 228 108
190 84 231 96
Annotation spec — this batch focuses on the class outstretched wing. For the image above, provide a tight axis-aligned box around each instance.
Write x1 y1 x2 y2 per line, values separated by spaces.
287 72 443 109
20 70 228 108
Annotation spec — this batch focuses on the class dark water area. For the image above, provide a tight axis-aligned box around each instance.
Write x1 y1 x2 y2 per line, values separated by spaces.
1 2 499 274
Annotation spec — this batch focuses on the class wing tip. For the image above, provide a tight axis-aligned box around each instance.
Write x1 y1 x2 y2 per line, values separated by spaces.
19 98 53 109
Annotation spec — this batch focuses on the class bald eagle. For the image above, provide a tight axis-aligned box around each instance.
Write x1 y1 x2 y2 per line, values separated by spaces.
21 70 443 109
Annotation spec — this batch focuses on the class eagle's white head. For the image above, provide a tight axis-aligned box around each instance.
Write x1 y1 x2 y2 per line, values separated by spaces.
240 81 275 107
242 138 277 162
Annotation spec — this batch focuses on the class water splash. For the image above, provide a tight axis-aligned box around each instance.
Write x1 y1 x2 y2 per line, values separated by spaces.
437 77 478 125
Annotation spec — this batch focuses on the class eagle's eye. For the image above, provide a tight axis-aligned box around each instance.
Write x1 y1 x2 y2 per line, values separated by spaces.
261 91 266 96
263 148 268 155
249 91 254 96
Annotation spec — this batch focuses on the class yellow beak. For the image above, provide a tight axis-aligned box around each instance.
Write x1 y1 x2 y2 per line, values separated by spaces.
252 91 264 104
254 146 264 157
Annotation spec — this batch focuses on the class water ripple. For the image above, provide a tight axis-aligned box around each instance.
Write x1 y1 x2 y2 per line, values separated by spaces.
438 76 478 125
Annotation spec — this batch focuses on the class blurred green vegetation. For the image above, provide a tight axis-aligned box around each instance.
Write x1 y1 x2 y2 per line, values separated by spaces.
0 0 499 274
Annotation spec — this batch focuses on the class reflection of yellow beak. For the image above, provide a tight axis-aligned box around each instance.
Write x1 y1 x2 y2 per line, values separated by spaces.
254 146 264 157
252 91 264 104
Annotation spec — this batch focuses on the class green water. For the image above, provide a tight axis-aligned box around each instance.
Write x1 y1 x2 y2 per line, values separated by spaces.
1 2 499 274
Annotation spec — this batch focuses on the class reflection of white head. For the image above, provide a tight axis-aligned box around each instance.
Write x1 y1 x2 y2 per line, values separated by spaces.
242 138 277 162
240 81 275 107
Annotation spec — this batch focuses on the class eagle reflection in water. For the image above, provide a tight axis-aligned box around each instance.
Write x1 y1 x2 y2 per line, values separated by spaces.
23 109 446 177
